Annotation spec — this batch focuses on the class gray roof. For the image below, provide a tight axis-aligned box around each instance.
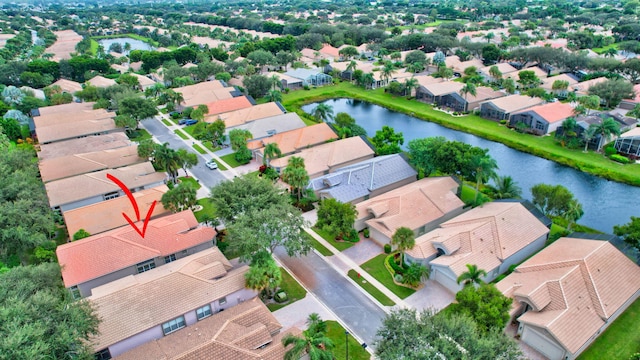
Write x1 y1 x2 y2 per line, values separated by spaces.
284 68 325 80
308 154 417 203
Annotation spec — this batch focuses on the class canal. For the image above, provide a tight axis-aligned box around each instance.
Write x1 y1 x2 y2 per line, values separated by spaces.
302 98 640 233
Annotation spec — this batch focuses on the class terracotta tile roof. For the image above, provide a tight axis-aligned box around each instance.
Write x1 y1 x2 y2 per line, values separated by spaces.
175 81 235 108
420 80 464 97
214 102 284 127
39 145 143 182
415 74 445 88
319 43 340 58
514 101 575 124
356 177 464 239
480 63 518 76
57 210 216 288
114 298 294 360
87 247 243 352
45 162 166 207
36 119 120 144
204 96 253 118
482 94 544 113
416 202 550 275
247 123 338 154
33 108 113 128
51 78 83 94
463 86 505 103
497 237 640 354
131 73 156 87
63 185 170 237
37 133 131 160
541 74 578 91
86 75 117 88
570 77 608 94
36 101 95 116
504 67 549 81
270 136 375 178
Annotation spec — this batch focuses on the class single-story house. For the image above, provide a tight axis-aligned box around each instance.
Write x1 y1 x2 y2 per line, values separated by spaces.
113 298 298 360
57 210 216 298
569 77 608 97
414 74 445 98
270 136 375 179
87 75 118 88
248 122 338 163
318 43 341 61
38 145 143 183
438 86 505 112
50 78 83 95
33 108 113 129
31 101 94 117
479 62 518 82
283 68 333 87
203 96 253 120
88 247 254 359
214 102 284 128
540 74 579 97
44 161 166 212
308 154 417 204
36 117 121 144
444 56 484 76
503 66 549 85
614 127 640 158
416 80 464 105
619 83 640 110
354 177 465 246
556 111 638 150
497 237 640 360
37 133 131 160
131 73 157 91
174 81 238 110
480 94 544 121
266 71 303 90
509 102 575 135
62 185 170 238
406 201 550 293
324 60 370 81
227 112 306 142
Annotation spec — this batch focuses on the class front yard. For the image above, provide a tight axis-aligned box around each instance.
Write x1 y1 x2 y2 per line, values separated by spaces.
326 320 371 360
266 267 307 312
312 227 357 251
360 254 416 299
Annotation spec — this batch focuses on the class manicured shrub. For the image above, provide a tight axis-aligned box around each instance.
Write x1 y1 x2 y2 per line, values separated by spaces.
363 228 370 238
346 228 359 242
604 145 617 156
394 273 404 283
387 254 404 274
303 85 310 90
611 154 630 164
499 119 507 125
384 243 391 254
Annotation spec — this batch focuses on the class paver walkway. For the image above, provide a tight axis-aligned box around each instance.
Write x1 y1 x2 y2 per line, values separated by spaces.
273 294 338 331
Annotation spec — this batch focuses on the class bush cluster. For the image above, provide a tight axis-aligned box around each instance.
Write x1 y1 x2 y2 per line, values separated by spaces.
610 154 630 164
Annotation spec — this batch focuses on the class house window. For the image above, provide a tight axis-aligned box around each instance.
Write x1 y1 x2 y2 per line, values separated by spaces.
103 191 119 201
196 304 212 320
95 348 111 360
70 285 81 300
136 259 156 273
164 254 176 263
219 297 227 305
535 122 545 131
162 316 186 335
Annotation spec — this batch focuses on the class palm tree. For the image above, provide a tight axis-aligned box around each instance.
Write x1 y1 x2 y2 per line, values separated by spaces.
381 62 395 85
582 125 596 152
346 60 357 81
470 154 499 206
604 47 618 58
457 264 487 286
459 83 477 112
262 142 282 166
154 143 181 182
403 77 418 97
312 103 334 122
269 74 281 91
562 199 584 232
282 313 334 360
484 32 495 43
362 72 375 88
281 159 310 201
267 89 282 103
486 175 522 199
488 65 502 81
560 117 578 139
391 227 415 266
590 117 621 151
406 62 424 74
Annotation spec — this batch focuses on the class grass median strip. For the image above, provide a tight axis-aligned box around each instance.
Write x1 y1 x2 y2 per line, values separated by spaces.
348 269 395 306
174 129 189 140
161 119 172 126
192 143 207 154
312 227 356 251
305 232 333 256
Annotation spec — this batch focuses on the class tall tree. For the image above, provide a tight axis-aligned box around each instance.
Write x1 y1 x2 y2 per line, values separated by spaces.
486 175 522 199
281 156 310 202
371 125 404 155
614 217 640 252
589 117 621 151
153 142 181 182
118 96 159 127
391 227 415 265
316 198 357 237
403 77 418 97
229 128 253 151
161 181 197 212
531 183 578 217
457 264 487 286
453 283 513 333
562 199 584 232
283 313 334 360
262 142 282 166
460 82 477 111
588 79 635 108
470 154 499 205
312 103 334 122
244 251 282 299
176 148 198 177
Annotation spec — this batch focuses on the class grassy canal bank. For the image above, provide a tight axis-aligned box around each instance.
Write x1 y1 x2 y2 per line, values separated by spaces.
282 82 640 187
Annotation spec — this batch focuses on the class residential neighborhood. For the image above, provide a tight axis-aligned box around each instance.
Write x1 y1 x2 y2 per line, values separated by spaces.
1 1 640 359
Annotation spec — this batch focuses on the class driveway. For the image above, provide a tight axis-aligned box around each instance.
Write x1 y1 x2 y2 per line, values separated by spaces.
404 280 455 311
342 237 383 265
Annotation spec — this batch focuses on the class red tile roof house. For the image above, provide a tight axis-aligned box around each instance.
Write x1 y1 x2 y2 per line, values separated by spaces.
509 102 575 135
497 237 640 360
354 177 465 246
86 247 255 359
57 210 217 298
405 201 550 293
203 96 253 121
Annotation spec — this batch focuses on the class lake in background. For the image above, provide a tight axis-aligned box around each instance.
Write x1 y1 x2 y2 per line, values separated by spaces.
302 98 640 233
98 37 155 54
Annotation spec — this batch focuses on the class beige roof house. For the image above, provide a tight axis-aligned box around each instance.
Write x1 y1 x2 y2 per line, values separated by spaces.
63 185 170 237
131 73 157 89
33 108 113 128
414 74 445 88
39 145 143 183
50 78 83 94
36 118 120 144
248 122 338 159
231 113 306 140
214 102 284 127
354 177 465 245
497 237 640 360
87 75 117 88
87 247 252 357
174 81 236 108
419 80 464 97
480 94 545 121
270 136 375 179
34 101 95 116
570 77 608 96
480 62 518 79
504 66 549 82
37 133 131 160
444 56 484 74
540 74 579 91
114 298 296 360
44 162 166 210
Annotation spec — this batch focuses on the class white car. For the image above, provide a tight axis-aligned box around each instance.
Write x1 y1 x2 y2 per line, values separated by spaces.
205 160 218 170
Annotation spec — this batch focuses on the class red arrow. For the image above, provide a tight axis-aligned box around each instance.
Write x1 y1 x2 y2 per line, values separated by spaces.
107 173 157 238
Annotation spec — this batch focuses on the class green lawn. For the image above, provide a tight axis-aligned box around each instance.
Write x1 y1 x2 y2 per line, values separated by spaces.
219 153 244 168
182 124 196 137
360 254 416 299
128 129 152 142
201 141 222 153
178 176 201 190
192 143 207 154
90 39 99 55
326 320 371 360
305 232 333 256
592 42 620 55
578 298 640 360
161 119 172 126
267 267 307 312
282 82 640 186
311 227 356 251
459 184 491 206
193 198 215 223
174 129 189 140
347 269 395 306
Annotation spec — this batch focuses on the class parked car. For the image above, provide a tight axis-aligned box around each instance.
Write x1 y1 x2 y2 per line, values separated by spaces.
179 119 198 126
205 160 218 170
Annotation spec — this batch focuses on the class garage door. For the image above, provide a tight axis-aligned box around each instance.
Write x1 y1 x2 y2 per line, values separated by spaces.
432 268 459 293
522 326 565 360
